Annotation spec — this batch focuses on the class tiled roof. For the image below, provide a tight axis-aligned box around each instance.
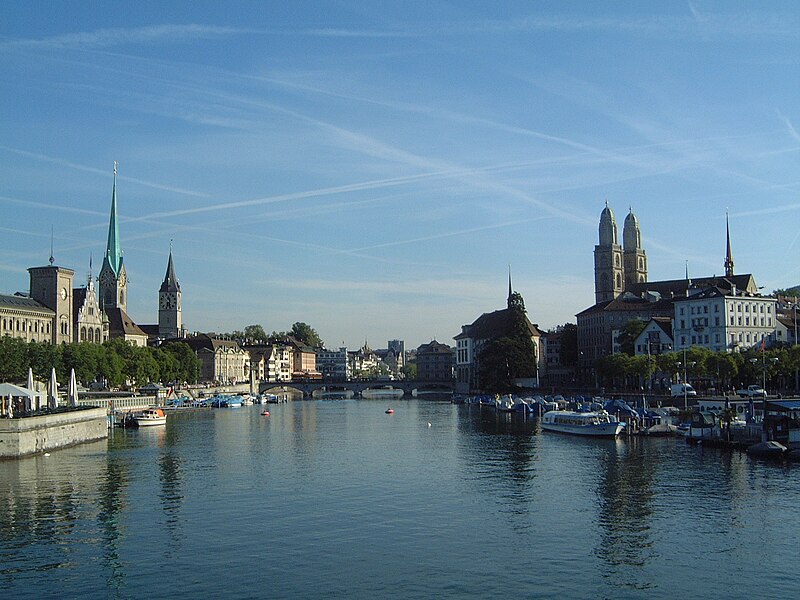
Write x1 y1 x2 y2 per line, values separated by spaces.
456 307 542 341
106 307 148 337
0 293 53 314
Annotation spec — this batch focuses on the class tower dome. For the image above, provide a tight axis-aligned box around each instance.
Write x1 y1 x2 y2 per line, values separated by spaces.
598 202 617 246
623 207 641 250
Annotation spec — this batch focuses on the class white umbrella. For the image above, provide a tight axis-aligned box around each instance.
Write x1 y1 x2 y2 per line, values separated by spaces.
48 367 58 410
68 368 78 408
27 367 35 412
6 395 12 419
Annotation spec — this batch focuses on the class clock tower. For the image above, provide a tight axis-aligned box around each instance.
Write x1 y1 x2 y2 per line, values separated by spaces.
29 263 75 345
158 248 182 339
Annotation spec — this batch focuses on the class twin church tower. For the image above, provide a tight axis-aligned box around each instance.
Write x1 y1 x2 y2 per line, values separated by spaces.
97 163 182 341
593 202 648 304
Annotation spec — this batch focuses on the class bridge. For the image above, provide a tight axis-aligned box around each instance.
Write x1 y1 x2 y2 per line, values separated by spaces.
259 379 454 398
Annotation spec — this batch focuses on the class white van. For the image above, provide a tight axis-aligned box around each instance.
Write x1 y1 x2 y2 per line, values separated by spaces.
670 383 697 398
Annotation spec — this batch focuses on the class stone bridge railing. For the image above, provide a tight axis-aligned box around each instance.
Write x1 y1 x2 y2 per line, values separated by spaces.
259 380 454 398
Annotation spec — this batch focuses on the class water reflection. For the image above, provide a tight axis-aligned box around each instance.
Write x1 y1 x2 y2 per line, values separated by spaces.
592 436 658 593
456 405 539 516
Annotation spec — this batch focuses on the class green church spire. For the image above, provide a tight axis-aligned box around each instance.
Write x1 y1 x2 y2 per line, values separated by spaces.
104 161 123 275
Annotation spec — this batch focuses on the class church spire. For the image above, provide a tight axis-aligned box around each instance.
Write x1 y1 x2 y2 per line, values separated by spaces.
160 244 181 292
507 265 513 306
104 161 123 275
724 211 734 278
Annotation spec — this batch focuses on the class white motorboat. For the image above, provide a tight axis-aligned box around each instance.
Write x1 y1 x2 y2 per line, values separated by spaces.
540 410 624 437
133 407 168 427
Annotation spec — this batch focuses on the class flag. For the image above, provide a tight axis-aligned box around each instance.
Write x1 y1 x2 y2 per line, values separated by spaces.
760 337 766 352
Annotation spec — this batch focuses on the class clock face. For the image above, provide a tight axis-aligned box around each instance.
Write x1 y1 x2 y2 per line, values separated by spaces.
61 287 67 300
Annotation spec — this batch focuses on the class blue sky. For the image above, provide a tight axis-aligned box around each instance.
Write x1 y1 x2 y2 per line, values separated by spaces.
1 1 799 350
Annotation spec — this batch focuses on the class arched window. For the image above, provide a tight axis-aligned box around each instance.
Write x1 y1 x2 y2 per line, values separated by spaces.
81 327 87 342
615 273 622 288
96 328 102 342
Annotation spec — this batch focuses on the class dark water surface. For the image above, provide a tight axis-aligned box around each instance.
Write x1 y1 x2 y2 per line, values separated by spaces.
1 399 798 599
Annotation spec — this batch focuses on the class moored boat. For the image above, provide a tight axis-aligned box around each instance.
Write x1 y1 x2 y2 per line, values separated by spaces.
132 408 167 427
540 410 624 437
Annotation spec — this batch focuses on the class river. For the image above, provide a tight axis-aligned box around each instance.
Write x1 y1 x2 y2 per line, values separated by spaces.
1 399 797 599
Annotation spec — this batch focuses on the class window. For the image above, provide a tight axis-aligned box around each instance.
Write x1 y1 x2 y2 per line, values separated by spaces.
704 306 708 314
715 317 720 326
680 307 685 315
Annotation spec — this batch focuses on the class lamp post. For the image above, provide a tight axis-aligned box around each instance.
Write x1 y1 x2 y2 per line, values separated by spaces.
679 348 696 410
751 354 779 434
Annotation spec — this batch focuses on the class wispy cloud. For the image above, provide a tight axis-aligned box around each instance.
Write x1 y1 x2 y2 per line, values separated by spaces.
777 110 800 143
3 24 249 50
0 146 211 198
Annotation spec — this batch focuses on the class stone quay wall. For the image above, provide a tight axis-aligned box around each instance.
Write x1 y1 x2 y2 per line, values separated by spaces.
0 408 108 459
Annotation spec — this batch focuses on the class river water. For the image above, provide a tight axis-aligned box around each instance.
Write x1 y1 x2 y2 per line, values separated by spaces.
1 399 797 599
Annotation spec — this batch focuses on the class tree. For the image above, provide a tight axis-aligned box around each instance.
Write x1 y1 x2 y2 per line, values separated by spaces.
617 319 647 355
244 324 268 342
557 323 578 366
290 322 323 348
161 341 201 384
401 363 417 379
0 336 28 382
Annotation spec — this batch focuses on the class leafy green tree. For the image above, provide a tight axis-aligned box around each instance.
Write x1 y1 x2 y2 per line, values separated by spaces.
0 336 28 382
161 341 201 383
290 322 323 348
556 323 578 366
243 324 268 342
617 319 647 355
401 363 417 379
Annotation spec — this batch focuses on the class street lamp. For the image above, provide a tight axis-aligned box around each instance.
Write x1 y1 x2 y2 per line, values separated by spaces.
679 348 696 410
750 354 779 432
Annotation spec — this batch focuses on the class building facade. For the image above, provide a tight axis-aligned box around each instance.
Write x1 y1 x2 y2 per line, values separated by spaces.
672 286 777 352
185 334 248 384
415 340 454 381
317 347 350 380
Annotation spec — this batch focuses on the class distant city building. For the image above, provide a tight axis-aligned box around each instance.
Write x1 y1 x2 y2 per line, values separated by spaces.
185 334 248 384
285 336 321 380
316 347 350 380
349 342 385 378
542 327 575 387
245 343 292 383
415 340 454 381
632 318 673 356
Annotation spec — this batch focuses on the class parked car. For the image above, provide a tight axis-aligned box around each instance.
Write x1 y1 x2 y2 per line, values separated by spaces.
736 385 767 398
